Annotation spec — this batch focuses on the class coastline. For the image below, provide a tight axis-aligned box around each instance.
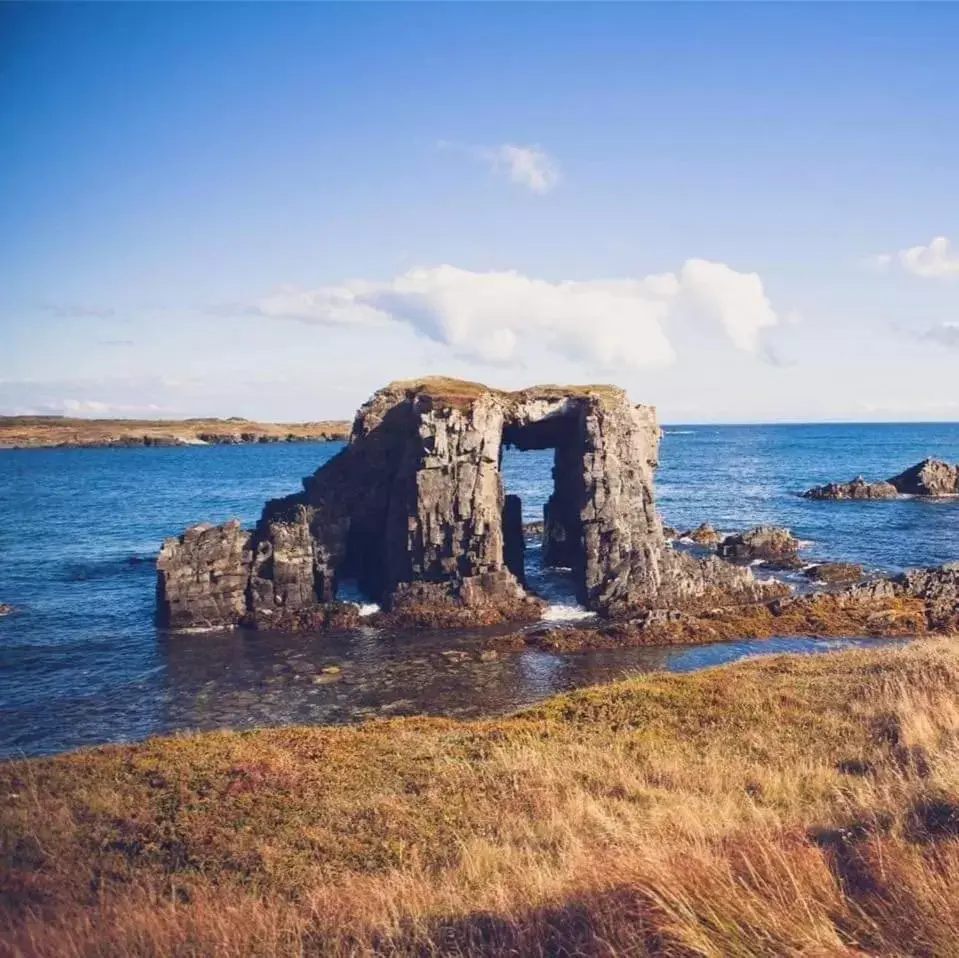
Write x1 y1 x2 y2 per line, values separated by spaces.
0 415 351 450
3 638 958 956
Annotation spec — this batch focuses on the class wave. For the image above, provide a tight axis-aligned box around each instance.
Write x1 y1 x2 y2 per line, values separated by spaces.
356 602 380 617
541 603 596 622
663 430 696 435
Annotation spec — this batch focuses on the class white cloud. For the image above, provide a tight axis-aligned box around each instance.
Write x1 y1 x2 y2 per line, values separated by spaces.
248 260 781 371
679 259 778 353
247 284 386 327
484 144 560 194
440 141 561 193
923 321 959 349
870 236 959 279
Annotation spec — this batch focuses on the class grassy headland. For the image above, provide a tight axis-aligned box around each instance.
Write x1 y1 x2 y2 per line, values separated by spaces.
3 639 959 956
0 416 351 449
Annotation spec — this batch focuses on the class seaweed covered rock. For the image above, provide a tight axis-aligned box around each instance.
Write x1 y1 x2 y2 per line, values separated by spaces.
802 476 898 500
803 563 865 584
157 377 778 631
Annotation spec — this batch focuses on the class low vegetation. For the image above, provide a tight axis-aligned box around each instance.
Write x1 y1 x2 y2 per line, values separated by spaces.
0 416 350 449
3 639 959 956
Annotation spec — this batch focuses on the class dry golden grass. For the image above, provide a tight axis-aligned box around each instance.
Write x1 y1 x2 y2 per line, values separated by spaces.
0 417 350 449
3 639 959 956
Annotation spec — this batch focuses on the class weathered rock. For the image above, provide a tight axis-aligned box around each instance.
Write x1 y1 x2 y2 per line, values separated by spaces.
157 378 779 630
888 459 959 497
718 525 803 568
156 520 253 630
682 522 721 546
804 563 864 584
802 476 898 500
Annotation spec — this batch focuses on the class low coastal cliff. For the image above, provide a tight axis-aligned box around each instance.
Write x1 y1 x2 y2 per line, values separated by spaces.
0 415 351 449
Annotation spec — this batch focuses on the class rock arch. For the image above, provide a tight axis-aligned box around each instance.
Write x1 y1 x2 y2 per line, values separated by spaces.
157 378 768 630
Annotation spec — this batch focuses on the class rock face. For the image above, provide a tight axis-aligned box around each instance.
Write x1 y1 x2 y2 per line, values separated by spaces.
803 476 898 501
888 459 959 497
157 377 776 630
718 525 803 568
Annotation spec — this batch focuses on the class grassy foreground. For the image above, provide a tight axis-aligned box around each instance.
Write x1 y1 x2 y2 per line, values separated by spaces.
3 641 959 957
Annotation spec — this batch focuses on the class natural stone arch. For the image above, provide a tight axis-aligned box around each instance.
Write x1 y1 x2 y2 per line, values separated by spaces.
157 378 770 631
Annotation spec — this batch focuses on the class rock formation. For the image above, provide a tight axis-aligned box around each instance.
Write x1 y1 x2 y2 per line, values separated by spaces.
887 458 959 497
803 459 959 500
680 522 722 546
802 476 898 500
718 525 803 569
157 377 778 631
0 602 13 617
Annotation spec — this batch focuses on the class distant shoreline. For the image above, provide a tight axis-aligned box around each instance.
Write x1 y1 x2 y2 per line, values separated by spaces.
0 415 352 449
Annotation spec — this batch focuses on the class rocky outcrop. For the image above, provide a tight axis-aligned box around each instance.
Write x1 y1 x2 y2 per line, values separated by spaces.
500 563 959 651
803 459 959 500
888 459 959 497
0 602 13 617
157 377 779 631
803 476 898 500
718 525 803 569
156 521 253 630
803 563 864 584
681 523 722 546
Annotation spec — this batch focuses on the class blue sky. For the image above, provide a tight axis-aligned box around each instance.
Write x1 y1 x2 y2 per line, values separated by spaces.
2 3 958 423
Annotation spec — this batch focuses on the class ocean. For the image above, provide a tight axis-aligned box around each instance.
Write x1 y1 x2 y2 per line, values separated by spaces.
1 422 958 758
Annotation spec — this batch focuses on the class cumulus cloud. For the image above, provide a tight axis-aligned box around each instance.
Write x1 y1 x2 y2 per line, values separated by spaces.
679 259 778 352
440 141 561 193
870 236 959 279
247 260 781 371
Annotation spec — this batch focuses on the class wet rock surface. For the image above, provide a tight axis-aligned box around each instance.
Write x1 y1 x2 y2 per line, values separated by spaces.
158 378 777 631
0 602 13 617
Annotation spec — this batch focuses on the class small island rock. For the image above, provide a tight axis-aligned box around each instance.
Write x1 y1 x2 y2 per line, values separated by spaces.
802 476 898 500
718 525 803 568
887 458 959 497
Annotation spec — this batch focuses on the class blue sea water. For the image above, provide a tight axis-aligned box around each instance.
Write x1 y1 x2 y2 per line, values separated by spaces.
1 422 957 758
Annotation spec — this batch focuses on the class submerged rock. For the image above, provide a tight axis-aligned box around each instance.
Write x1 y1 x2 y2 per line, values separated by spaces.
718 525 803 569
157 377 777 631
888 458 959 497
0 602 13 617
802 476 898 500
